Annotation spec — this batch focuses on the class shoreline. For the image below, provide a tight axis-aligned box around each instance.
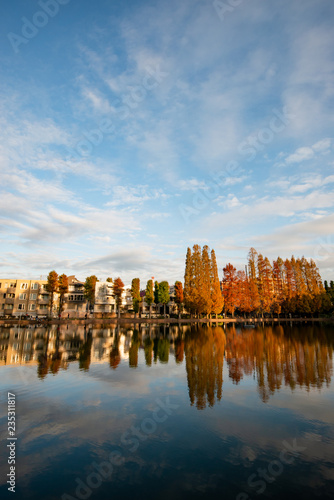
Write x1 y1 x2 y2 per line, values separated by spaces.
0 316 333 326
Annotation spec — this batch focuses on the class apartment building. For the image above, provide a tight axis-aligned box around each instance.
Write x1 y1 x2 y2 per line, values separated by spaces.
94 281 129 314
0 279 54 318
62 276 87 318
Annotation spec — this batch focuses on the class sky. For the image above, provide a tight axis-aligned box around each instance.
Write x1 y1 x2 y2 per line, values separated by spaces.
1 0 334 286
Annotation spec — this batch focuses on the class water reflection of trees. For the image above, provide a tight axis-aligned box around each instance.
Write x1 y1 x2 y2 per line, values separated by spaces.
185 325 226 410
1 322 333 403
224 324 334 402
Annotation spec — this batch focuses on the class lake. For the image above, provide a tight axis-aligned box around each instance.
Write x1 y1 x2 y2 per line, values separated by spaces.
0 322 333 500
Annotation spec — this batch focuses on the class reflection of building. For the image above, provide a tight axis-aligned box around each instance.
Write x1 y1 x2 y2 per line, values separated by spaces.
0 279 55 318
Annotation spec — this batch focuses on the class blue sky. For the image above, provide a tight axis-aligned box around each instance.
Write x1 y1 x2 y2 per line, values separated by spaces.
1 0 334 285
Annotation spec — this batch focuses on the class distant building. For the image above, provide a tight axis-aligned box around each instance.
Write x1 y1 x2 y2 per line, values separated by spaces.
94 281 128 314
0 279 54 318
62 276 87 318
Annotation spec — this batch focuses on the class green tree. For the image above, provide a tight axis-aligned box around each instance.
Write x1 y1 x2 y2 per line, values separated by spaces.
154 280 160 311
46 270 59 318
145 279 154 319
58 274 68 316
84 275 98 312
158 281 170 317
113 277 125 318
131 278 141 318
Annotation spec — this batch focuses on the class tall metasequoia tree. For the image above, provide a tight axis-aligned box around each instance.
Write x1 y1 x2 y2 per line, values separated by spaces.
184 247 194 315
222 263 238 317
247 248 260 315
192 244 205 316
236 270 252 316
210 249 224 318
202 245 212 317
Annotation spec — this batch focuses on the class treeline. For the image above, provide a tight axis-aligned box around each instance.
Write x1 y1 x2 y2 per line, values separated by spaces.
222 247 332 317
184 245 224 317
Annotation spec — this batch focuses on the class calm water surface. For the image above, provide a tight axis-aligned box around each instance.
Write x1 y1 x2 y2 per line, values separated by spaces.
0 322 334 500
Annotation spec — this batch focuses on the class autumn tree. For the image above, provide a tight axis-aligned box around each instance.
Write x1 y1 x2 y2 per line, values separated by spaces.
174 281 184 318
58 274 68 316
210 249 224 318
202 245 213 317
84 275 98 312
184 247 194 315
113 277 125 318
131 278 141 318
145 279 154 319
236 270 252 316
46 270 58 318
247 248 260 315
222 263 238 317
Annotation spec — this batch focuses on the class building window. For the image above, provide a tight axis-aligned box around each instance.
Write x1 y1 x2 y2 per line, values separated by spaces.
20 283 28 289
18 303 25 310
39 304 48 310
10 283 16 288
29 304 36 311
31 283 38 290
6 304 13 310
19 293 26 300
30 293 37 300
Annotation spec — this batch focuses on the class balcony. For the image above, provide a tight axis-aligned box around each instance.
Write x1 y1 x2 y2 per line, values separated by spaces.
7 287 16 293
5 297 14 304
38 296 49 304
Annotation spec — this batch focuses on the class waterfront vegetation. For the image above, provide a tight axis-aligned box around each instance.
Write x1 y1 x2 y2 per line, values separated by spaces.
44 245 334 319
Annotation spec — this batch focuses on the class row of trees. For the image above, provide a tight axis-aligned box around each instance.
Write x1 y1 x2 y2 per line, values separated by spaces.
45 271 69 316
130 278 184 318
222 248 331 317
45 245 332 319
183 245 224 317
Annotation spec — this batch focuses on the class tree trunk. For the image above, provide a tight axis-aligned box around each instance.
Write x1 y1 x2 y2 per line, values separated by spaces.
149 304 151 319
